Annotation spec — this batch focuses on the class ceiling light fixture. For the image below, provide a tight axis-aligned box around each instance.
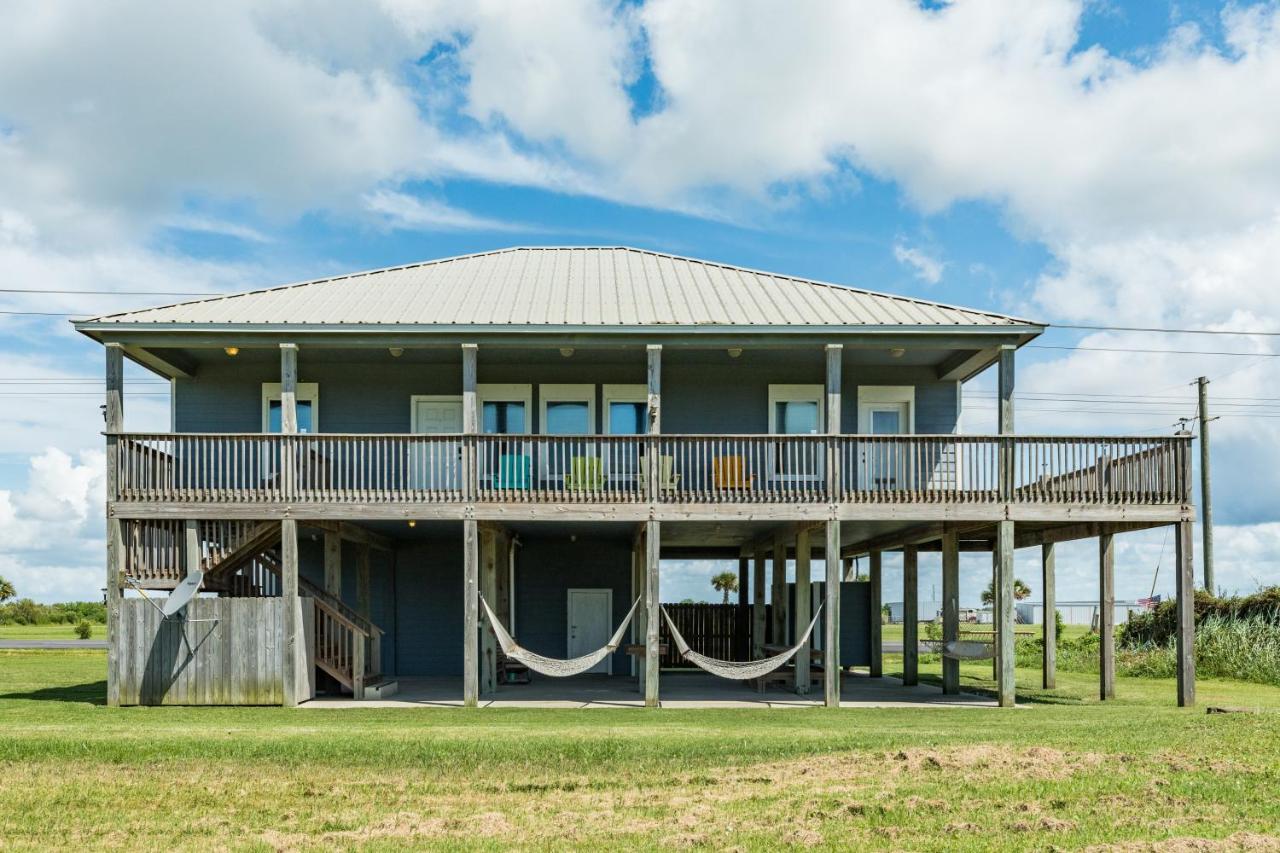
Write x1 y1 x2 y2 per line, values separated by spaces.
389 347 405 358
559 347 575 358
408 520 416 528
889 347 906 359
727 347 743 358
223 346 239 357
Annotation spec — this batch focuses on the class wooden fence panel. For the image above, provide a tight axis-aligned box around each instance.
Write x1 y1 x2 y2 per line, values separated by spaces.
659 603 742 668
117 597 284 705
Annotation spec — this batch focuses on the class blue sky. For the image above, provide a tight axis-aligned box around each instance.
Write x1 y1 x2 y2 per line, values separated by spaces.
2 0 1279 607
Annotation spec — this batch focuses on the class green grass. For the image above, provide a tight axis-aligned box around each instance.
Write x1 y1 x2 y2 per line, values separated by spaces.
0 623 105 640
1 650 1278 850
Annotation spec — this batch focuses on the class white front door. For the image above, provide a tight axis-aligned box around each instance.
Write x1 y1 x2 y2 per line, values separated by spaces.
567 588 612 674
411 397 463 490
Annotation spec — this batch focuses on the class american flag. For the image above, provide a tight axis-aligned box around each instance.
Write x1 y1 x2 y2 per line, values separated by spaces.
1137 595 1162 610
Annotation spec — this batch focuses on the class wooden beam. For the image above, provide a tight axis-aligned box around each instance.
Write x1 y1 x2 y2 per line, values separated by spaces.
824 519 841 708
280 344 298 433
281 518 299 707
1175 520 1196 707
752 547 767 659
1014 521 1157 549
479 526 498 695
998 345 1015 434
1099 528 1115 701
356 544 371 622
868 550 883 678
644 519 660 708
323 531 341 597
902 545 918 687
794 528 811 694
1042 543 1056 690
996 520 1015 708
122 344 196 379
463 519 479 707
941 529 960 695
770 534 787 647
826 343 842 498
306 520 394 552
104 343 124 708
936 347 998 382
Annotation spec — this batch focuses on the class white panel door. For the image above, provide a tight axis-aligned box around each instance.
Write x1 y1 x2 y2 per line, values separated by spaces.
412 397 463 491
567 588 612 674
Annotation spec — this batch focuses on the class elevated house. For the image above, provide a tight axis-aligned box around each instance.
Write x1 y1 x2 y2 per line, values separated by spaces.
75 247 1198 708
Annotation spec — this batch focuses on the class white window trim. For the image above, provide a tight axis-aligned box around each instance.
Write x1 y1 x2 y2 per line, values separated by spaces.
602 384 647 435
539 383 596 435
856 386 916 433
261 382 319 432
409 394 463 434
767 384 825 435
477 383 532 434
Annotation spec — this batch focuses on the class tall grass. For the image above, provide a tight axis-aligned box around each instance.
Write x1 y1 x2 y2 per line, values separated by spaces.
1047 615 1280 686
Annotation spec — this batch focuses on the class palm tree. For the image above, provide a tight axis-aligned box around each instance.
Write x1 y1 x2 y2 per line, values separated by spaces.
0 575 14 603
711 571 739 604
981 578 1031 606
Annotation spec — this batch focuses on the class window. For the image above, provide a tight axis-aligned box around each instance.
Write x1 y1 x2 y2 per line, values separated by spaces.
477 384 532 435
261 383 319 433
856 386 915 434
603 385 647 435
768 385 824 435
539 384 595 435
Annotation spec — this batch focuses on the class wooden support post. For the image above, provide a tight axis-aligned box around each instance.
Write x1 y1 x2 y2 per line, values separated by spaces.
752 548 767 659
737 555 750 660
462 344 478 501
323 531 341 598
1175 520 1196 707
1042 542 1056 690
479 526 498 695
996 520 1015 708
1099 528 1115 701
824 520 841 707
104 343 124 708
998 344 1015 500
868 550 883 678
281 518 299 707
646 345 661 502
356 545 371 620
463 519 479 707
770 536 787 645
942 529 960 695
902 545 919 687
280 344 298 501
644 519 660 707
794 528 811 694
826 343 842 500
632 530 644 683
991 547 1000 681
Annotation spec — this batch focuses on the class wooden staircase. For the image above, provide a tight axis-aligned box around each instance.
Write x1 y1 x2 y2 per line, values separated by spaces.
200 522 394 700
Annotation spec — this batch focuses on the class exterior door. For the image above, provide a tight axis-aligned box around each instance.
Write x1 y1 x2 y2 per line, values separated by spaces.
411 397 463 491
859 403 909 490
567 588 612 674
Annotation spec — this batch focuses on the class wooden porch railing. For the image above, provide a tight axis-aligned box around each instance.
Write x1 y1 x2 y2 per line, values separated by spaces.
112 432 1192 507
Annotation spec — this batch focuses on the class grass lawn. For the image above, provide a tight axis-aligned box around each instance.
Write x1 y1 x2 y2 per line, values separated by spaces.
2 650 1278 850
0 623 106 640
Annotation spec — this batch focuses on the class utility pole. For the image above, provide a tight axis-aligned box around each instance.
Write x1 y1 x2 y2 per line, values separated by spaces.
1197 376 1214 595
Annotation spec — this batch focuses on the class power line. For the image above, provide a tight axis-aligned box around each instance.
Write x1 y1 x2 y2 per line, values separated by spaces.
0 288 216 296
1028 344 1278 357
1053 324 1280 337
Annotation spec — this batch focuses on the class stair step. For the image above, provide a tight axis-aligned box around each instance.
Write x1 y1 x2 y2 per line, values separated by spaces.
362 678 398 700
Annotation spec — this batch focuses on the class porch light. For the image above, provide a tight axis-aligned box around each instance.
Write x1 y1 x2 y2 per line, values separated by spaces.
389 347 404 358
559 347 575 358
889 347 906 358
727 347 743 358
223 346 239 357
407 520 416 528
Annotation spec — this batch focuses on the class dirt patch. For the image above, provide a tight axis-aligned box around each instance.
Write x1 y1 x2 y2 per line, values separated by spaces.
1084 832 1280 852
888 745 1108 781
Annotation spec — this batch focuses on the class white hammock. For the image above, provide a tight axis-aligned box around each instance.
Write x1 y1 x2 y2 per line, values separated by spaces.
660 603 825 681
480 595 641 678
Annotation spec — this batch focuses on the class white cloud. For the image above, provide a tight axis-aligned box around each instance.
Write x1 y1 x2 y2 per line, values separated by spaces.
0 448 105 603
893 243 945 284
363 189 533 233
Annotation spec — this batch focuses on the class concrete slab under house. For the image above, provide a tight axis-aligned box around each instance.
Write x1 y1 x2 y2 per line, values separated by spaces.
76 247 1198 709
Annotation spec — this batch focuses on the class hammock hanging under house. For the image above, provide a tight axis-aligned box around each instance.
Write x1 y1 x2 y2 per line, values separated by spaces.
922 639 995 660
660 602 825 681
480 595 641 678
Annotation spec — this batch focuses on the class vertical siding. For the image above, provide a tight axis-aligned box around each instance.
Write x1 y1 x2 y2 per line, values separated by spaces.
513 533 634 674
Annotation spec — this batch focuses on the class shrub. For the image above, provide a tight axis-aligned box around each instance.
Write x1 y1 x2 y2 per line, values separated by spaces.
1120 587 1280 648
74 620 93 640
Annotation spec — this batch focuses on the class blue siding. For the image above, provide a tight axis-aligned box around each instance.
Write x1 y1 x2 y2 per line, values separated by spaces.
393 537 464 676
